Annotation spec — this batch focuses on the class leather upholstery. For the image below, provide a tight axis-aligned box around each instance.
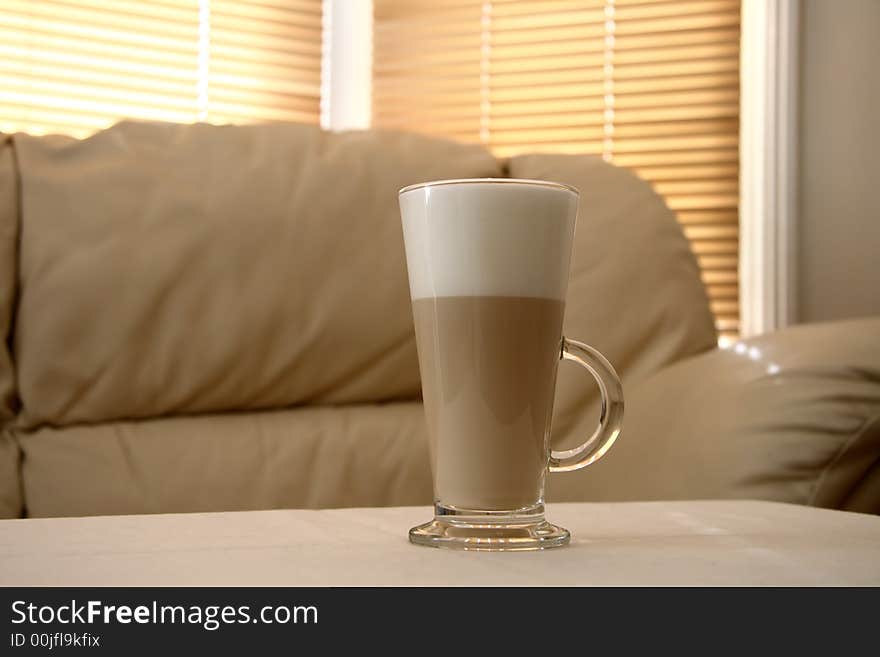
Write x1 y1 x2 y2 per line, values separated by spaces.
18 403 432 518
12 122 500 428
549 318 880 515
1 121 877 518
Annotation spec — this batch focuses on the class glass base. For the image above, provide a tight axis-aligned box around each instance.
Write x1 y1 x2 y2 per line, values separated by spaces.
408 503 570 551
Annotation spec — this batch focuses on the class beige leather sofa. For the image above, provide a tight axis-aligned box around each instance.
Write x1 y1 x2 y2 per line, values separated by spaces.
1 121 878 519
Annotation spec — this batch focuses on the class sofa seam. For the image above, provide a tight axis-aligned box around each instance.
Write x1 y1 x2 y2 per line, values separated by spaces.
3 134 23 424
808 413 880 507
2 425 26 518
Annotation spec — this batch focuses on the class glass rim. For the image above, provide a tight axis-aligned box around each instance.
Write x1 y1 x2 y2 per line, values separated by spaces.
398 177 579 197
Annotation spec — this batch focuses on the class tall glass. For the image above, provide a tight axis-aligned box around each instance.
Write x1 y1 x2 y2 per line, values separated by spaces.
400 179 624 551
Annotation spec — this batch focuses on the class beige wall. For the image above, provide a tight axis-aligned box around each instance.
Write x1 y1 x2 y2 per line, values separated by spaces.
798 0 880 323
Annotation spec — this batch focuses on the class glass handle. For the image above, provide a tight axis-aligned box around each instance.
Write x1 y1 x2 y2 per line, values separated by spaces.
549 337 624 473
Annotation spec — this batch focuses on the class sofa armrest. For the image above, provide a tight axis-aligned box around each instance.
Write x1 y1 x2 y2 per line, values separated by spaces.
548 318 880 514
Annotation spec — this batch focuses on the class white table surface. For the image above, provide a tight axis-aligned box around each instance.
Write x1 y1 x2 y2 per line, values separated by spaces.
1 501 878 586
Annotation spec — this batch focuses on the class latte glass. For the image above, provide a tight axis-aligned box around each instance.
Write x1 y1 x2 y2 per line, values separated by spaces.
400 179 624 551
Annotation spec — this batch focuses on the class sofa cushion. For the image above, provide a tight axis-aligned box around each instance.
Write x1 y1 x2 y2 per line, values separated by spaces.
548 318 880 514
507 154 718 447
21 319 879 517
13 122 501 428
18 402 432 518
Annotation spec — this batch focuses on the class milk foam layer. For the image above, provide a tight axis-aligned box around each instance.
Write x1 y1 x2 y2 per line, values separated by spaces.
399 180 578 301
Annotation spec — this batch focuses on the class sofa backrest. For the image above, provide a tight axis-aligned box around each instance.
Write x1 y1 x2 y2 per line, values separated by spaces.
8 121 715 432
11 122 501 428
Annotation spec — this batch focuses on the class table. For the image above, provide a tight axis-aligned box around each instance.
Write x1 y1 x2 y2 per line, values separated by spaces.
1 501 878 586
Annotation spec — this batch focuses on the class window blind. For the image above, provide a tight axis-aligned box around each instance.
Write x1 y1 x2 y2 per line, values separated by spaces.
374 0 741 338
0 0 323 138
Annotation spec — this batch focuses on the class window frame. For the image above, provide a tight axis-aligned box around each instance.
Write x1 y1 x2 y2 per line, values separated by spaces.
739 0 799 336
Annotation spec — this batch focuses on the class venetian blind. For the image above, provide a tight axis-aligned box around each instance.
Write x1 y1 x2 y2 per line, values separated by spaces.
374 0 741 338
0 0 323 138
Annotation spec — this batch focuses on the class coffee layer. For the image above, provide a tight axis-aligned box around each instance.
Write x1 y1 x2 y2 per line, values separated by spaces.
413 295 564 510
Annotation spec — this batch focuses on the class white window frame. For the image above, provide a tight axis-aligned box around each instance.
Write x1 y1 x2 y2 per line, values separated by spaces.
321 0 372 131
323 0 800 338
739 0 800 336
